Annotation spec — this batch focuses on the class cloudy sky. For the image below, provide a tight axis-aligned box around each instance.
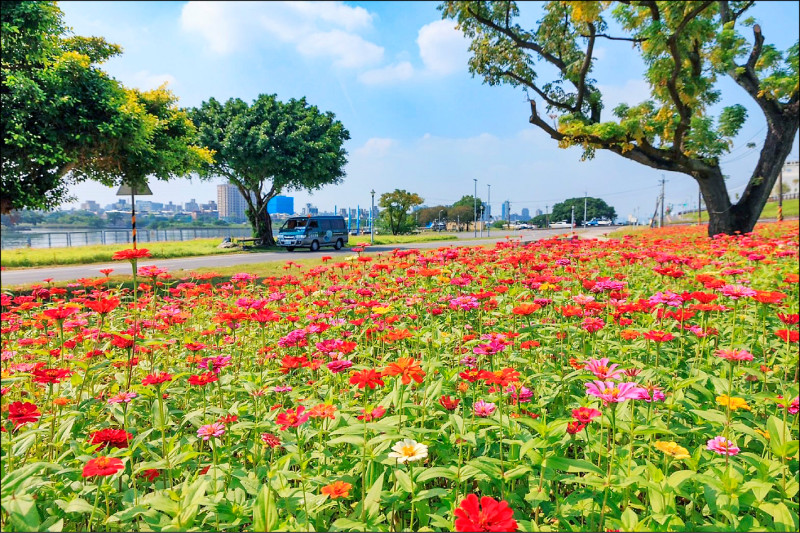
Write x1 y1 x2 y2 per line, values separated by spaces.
60 1 799 221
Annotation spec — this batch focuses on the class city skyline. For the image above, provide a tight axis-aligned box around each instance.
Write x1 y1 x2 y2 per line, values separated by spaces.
57 1 799 221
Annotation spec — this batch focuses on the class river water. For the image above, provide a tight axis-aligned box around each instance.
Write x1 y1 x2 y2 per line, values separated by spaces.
1 227 254 250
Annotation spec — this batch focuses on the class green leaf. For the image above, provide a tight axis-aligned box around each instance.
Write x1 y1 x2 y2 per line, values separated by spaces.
413 488 449 502
543 456 603 476
766 415 789 456
364 472 385 519
394 468 413 493
64 498 96 514
620 506 639 531
416 467 457 483
1 494 41 531
252 485 278 533
759 502 798 531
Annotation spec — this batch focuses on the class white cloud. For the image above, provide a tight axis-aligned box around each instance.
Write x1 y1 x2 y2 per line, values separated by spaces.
354 138 397 157
180 1 382 68
598 79 651 117
416 20 469 76
358 61 414 85
128 70 177 91
297 30 383 68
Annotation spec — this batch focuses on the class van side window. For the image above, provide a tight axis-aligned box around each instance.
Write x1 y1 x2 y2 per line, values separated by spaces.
334 219 345 231
320 220 331 231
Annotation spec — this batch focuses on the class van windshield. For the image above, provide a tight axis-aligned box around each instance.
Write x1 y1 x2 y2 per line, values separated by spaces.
280 219 309 232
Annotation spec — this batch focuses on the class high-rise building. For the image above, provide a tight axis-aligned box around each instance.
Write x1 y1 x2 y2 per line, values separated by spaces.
535 209 543 216
521 208 530 220
267 195 294 215
185 198 200 212
501 201 511 221
217 184 250 222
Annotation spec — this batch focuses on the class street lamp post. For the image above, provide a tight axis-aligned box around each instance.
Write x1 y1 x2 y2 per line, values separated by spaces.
438 209 444 231
370 190 375 244
473 179 477 238
487 184 491 237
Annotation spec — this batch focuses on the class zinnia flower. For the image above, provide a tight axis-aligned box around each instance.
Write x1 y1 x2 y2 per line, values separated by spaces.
321 481 352 499
357 406 386 421
714 349 754 362
275 406 310 431
349 369 384 389
716 395 751 411
387 438 428 463
188 372 218 387
473 400 497 417
383 357 426 385
261 433 282 448
326 360 353 373
7 401 41 429
197 422 226 441
82 456 125 477
707 436 740 456
655 441 690 459
439 395 461 411
89 428 133 449
454 494 518 532
112 248 151 261
585 381 646 405
571 407 602 424
584 358 623 380
142 372 173 386
107 391 137 404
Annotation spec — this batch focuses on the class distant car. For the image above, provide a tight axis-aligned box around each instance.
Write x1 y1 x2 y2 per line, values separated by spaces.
597 218 613 226
549 221 572 229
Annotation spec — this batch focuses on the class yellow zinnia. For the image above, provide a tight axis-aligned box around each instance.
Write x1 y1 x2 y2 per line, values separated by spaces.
716 395 751 411
654 441 690 459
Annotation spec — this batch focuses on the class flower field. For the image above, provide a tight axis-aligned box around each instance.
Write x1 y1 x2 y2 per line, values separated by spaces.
1 223 798 532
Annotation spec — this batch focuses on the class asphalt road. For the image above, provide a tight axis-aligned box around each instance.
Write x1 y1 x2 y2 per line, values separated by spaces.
1 227 609 287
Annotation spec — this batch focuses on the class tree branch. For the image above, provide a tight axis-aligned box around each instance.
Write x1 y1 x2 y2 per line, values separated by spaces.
504 70 574 112
465 5 567 70
575 23 596 117
580 33 647 43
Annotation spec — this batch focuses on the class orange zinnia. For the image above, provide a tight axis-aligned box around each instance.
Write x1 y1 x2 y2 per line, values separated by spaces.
321 481 352 499
383 357 426 385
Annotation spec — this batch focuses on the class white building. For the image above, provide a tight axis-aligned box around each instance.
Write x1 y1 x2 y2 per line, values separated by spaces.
780 160 799 194
217 184 251 222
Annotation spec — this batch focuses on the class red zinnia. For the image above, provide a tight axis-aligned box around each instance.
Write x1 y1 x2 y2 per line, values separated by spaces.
112 248 151 261
142 372 173 386
89 428 133 449
82 456 125 477
84 298 121 315
439 395 461 411
454 494 518 532
776 329 799 343
643 330 675 343
571 407 602 424
32 367 73 384
567 421 586 434
7 401 41 429
188 372 218 387
349 369 385 389
275 406 310 431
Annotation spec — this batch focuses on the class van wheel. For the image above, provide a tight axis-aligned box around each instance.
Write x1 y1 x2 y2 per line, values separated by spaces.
310 240 320 252
285 247 295 252
334 239 343 250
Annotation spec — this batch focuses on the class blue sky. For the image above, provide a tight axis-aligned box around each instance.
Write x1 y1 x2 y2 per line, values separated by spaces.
60 1 799 221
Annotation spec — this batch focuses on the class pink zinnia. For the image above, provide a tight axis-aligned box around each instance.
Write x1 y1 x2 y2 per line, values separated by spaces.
107 391 138 404
197 422 226 441
648 291 684 307
473 340 507 356
584 358 624 380
707 436 740 455
581 317 605 333
715 349 754 362
720 284 757 300
585 381 646 404
326 360 353 374
473 400 497 417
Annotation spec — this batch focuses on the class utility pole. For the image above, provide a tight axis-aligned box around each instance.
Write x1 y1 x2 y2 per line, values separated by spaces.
571 205 575 229
698 187 702 225
487 184 491 237
545 204 549 228
778 167 784 221
370 190 375 244
473 178 478 238
507 201 511 229
584 191 587 226
659 175 666 228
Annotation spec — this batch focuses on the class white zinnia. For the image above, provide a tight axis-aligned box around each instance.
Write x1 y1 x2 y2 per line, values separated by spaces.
387 438 428 464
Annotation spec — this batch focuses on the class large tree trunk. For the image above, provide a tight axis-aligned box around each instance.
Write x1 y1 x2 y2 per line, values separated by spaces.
245 198 275 247
697 113 797 237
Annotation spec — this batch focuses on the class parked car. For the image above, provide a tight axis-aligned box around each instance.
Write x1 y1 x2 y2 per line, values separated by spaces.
549 220 572 229
277 215 348 251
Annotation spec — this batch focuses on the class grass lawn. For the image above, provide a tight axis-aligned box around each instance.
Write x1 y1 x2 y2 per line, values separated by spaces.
349 233 457 245
0 238 244 268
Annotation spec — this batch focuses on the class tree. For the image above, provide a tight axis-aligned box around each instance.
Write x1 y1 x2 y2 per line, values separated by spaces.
442 1 799 236
191 95 350 246
417 206 449 226
379 189 424 235
551 197 616 223
1 1 211 213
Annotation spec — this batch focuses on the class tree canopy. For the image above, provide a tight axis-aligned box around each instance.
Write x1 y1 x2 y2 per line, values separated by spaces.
379 190 424 235
190 94 350 246
551 196 616 223
1 1 211 213
441 1 799 236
